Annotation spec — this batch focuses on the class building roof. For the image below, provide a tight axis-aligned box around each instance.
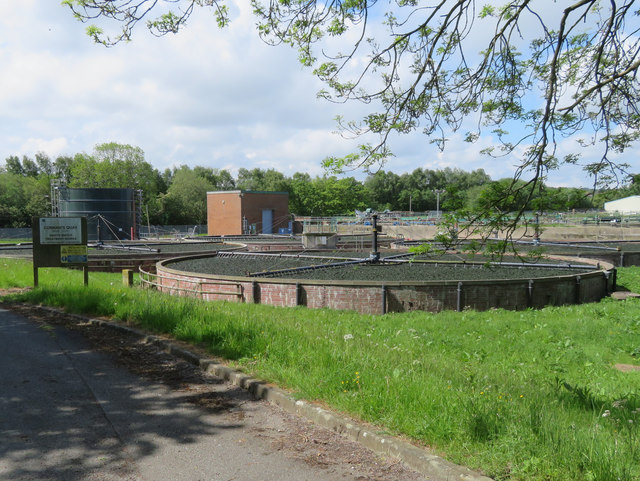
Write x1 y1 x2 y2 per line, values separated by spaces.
604 195 640 212
207 190 289 196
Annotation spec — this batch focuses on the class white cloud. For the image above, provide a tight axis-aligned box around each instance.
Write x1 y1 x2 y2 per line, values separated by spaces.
19 138 69 157
0 0 619 188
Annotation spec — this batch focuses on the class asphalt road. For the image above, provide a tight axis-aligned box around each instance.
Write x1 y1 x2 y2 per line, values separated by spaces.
0 306 426 481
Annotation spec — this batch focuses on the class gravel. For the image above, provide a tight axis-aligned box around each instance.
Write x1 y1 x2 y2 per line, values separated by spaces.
166 253 591 282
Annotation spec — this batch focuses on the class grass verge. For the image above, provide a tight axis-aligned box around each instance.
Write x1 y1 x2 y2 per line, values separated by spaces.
1 258 639 481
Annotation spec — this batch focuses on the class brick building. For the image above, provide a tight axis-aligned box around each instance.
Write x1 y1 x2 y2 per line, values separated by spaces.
207 190 290 236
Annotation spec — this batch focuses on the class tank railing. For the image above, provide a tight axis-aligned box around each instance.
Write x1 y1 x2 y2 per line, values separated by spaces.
380 257 598 270
93 243 159 253
380 252 415 260
225 248 597 271
138 266 243 299
249 258 371 278
218 250 364 262
512 240 620 251
196 235 302 242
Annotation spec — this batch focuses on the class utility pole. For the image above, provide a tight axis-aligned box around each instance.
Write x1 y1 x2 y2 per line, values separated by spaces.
434 189 444 218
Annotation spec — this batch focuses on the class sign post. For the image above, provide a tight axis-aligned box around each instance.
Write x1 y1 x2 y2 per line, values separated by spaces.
32 217 89 287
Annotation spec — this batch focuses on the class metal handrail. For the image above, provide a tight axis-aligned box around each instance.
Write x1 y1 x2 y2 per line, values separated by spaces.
138 266 243 299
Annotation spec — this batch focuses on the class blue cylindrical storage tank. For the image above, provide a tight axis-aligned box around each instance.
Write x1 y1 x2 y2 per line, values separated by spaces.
58 188 137 241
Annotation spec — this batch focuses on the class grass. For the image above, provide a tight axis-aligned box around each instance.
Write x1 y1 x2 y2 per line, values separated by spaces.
1 257 639 481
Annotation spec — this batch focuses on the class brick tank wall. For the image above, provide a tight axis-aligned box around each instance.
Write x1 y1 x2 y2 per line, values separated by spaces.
155 256 614 315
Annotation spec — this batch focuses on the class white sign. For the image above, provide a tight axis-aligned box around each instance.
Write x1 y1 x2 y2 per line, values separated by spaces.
39 217 82 245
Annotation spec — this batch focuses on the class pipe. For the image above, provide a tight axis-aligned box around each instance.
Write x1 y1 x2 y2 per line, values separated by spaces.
252 281 259 303
249 258 371 278
381 258 596 270
371 214 380 262
513 240 619 251
223 251 363 262
91 244 159 253
296 282 302 306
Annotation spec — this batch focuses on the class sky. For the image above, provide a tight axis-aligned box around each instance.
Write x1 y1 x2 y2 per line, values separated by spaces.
0 1 634 188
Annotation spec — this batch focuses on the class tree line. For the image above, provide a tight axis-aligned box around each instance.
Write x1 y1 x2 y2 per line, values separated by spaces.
65 1 640 223
0 143 635 229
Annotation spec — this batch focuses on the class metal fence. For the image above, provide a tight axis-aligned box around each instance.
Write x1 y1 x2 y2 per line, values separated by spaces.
138 224 207 239
0 228 32 240
0 225 209 240
138 266 243 300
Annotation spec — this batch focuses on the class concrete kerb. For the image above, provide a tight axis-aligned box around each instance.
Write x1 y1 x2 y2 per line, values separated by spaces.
33 305 492 481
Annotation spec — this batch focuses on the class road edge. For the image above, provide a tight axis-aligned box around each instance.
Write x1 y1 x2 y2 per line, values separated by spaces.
32 304 493 481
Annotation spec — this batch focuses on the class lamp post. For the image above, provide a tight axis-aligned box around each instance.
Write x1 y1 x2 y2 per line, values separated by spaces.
434 189 444 218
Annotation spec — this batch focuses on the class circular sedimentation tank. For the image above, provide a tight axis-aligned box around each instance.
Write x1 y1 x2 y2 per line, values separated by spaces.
152 250 616 314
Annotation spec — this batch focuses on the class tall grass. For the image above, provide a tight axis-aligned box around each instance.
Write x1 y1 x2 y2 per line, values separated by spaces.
2 258 639 481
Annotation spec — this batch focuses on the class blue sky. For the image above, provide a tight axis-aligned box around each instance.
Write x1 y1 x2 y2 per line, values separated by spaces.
0 1 633 188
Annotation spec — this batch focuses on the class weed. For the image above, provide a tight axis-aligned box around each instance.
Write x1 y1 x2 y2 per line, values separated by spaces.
1 259 640 481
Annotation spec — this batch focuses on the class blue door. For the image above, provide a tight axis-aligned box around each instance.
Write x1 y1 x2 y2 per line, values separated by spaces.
261 209 273 234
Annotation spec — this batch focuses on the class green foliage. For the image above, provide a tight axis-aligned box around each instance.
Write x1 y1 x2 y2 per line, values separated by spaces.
2 259 640 480
69 143 162 196
60 1 640 244
249 1 640 193
286 173 370 216
0 145 625 229
236 167 289 192
160 166 215 225
0 173 49 227
617 266 640 293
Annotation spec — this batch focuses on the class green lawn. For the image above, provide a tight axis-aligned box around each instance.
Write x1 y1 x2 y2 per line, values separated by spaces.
1 257 639 481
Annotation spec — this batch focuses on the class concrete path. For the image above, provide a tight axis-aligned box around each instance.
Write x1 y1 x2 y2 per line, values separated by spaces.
0 307 427 481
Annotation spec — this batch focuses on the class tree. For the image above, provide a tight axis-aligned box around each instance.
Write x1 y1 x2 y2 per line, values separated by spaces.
63 1 640 240
69 143 162 195
21 156 40 177
439 168 491 211
4 156 24 176
288 172 316 215
68 143 165 224
236 168 290 192
0 173 49 227
192 166 236 190
0 173 28 227
311 176 369 216
4 153 58 179
254 2 639 189
364 171 402 211
161 166 215 225
53 155 76 184
35 152 53 177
